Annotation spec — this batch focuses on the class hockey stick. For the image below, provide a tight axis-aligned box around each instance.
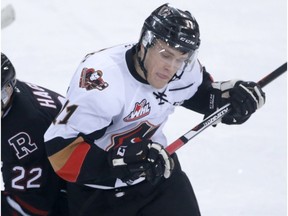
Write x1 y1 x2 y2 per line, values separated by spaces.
166 62 287 155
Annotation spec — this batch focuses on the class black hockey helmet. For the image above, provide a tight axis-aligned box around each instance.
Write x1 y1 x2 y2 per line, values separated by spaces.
140 3 200 53
137 4 200 82
1 53 16 115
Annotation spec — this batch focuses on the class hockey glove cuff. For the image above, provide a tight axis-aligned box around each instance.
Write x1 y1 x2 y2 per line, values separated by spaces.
205 79 265 125
109 140 174 185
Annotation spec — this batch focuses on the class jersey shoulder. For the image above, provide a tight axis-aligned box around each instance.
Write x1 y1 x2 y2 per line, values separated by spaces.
165 60 203 101
16 80 64 117
67 44 134 115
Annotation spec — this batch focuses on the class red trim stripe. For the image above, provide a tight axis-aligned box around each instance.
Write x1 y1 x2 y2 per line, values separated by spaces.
13 195 49 216
56 142 91 182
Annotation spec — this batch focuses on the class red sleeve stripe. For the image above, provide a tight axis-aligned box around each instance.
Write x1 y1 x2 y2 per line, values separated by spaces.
13 195 49 216
56 142 91 182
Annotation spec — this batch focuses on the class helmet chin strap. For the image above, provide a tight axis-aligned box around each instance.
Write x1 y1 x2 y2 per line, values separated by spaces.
136 44 149 80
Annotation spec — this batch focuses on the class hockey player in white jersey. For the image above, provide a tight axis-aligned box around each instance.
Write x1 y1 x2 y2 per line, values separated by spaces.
44 3 265 216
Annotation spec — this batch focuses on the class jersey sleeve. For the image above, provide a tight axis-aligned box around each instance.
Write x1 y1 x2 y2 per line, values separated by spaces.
44 53 125 184
182 66 214 114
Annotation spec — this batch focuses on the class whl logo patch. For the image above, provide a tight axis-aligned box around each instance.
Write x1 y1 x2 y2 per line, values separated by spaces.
124 99 151 122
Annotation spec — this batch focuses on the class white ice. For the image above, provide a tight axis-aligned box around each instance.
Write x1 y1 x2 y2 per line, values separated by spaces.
1 0 287 215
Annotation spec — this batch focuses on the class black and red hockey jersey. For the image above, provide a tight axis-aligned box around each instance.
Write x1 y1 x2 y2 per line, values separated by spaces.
1 80 68 216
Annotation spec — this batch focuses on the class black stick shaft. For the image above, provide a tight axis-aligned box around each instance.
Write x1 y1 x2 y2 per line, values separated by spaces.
258 63 287 88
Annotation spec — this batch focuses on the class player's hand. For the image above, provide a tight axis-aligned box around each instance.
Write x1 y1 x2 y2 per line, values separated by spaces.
224 81 265 124
206 80 265 125
108 140 174 185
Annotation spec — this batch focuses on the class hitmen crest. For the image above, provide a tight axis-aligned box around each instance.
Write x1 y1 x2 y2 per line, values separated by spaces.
79 68 109 91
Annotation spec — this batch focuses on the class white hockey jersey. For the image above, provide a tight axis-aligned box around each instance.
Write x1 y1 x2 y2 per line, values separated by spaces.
44 43 203 188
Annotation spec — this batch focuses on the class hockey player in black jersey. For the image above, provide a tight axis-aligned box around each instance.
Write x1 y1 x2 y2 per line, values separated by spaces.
1 53 69 216
44 3 265 216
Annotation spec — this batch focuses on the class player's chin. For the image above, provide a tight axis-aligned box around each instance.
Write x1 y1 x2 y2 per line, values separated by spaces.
151 80 168 89
148 74 170 89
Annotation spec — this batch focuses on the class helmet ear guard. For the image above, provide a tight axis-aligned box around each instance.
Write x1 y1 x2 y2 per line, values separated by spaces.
141 30 155 48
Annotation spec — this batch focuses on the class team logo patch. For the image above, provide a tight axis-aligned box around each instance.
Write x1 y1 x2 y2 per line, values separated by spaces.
123 99 151 122
79 68 109 91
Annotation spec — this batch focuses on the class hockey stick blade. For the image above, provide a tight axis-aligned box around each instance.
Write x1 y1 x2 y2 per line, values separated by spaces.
166 62 287 155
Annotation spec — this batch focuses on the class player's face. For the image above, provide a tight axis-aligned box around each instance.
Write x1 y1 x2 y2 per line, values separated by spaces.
144 39 188 89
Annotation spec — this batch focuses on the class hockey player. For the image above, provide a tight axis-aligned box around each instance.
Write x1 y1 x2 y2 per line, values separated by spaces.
1 53 69 216
44 3 265 216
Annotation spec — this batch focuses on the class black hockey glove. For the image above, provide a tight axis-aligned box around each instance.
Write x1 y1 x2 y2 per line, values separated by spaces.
206 80 265 125
108 140 174 185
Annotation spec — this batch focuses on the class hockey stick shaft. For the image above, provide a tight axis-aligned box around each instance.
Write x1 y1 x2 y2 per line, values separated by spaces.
166 62 287 155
